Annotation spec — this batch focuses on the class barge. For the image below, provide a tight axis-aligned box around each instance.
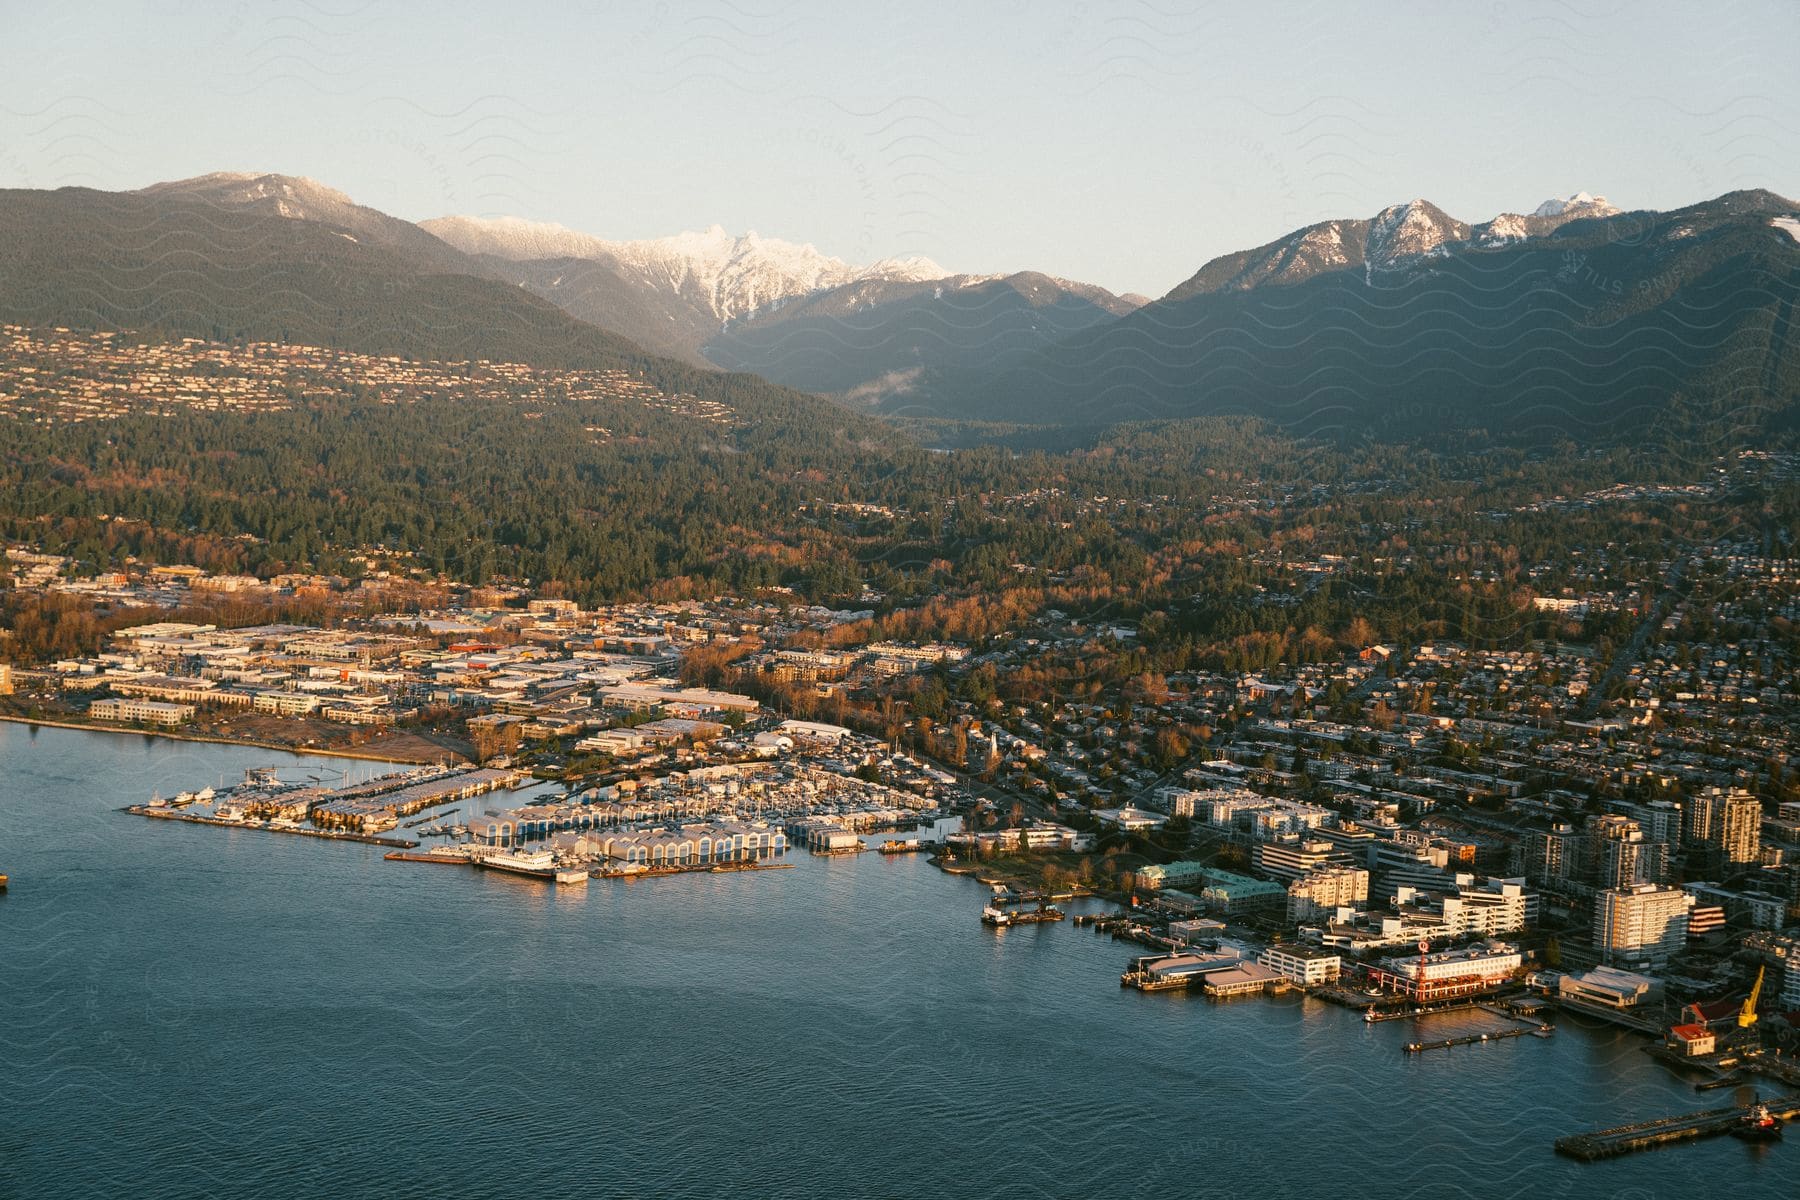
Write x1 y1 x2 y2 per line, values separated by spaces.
982 901 1065 927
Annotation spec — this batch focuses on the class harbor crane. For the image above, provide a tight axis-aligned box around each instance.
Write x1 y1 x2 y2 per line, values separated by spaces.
1738 965 1765 1029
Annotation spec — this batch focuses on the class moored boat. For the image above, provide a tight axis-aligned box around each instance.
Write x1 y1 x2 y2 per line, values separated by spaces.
1731 1101 1783 1142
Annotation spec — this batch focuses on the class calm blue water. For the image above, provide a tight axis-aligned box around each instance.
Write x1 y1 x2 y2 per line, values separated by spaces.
0 722 1785 1198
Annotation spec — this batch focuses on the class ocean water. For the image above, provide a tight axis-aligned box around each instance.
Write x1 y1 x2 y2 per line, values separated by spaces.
0 722 1784 1198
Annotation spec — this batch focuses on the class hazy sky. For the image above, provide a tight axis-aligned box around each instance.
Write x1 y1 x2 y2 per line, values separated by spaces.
3 1 1796 295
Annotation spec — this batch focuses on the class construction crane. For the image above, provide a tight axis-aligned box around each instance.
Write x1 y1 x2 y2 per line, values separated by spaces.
1738 965 1765 1028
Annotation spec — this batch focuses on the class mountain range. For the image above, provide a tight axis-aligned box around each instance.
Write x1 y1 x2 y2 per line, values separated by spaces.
419 211 1145 396
1 171 1795 441
931 189 1800 437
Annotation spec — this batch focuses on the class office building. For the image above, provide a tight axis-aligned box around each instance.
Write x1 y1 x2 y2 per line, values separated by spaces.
1287 867 1370 923
1594 884 1693 970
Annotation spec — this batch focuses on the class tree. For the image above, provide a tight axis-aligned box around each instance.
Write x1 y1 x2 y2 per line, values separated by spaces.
470 720 522 764
1151 726 1190 769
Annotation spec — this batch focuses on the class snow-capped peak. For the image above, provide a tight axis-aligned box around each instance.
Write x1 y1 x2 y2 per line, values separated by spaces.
141 171 359 213
423 214 953 323
1533 191 1615 218
857 255 948 283
1366 198 1469 268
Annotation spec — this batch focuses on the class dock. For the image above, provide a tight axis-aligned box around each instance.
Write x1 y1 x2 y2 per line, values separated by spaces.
984 902 1066 927
311 766 526 830
1549 995 1667 1035
1405 1025 1551 1053
1554 1096 1800 1160
1201 962 1284 999
1365 1001 1478 1023
598 860 796 880
127 805 417 847
1076 911 1183 950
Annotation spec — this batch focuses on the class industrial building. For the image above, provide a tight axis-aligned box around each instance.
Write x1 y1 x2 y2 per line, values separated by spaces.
1555 966 1659 1009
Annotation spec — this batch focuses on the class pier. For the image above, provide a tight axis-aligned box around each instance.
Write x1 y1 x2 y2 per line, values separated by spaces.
1364 1000 1486 1023
1549 995 1666 1035
127 805 417 847
605 859 796 879
984 902 1066 927
128 763 528 840
1405 1025 1551 1054
311 766 527 830
1554 1096 1800 1160
383 849 471 865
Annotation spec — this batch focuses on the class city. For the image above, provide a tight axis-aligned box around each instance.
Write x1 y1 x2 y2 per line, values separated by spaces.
6 480 1798 1069
4 6 1798 1198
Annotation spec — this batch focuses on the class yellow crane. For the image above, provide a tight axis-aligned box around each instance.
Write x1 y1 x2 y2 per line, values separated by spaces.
1738 965 1765 1028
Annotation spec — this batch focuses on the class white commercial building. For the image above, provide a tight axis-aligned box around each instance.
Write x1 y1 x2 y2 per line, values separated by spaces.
1368 943 1523 1001
1594 885 1694 970
88 697 194 726
1259 944 1343 986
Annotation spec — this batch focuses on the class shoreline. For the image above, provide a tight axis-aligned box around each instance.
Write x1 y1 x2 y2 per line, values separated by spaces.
0 713 453 765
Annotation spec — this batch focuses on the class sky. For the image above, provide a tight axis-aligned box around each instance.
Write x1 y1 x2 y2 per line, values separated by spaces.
2 0 1797 296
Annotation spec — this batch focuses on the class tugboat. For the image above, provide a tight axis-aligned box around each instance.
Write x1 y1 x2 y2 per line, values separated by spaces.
0 872 8 891
1732 1101 1783 1142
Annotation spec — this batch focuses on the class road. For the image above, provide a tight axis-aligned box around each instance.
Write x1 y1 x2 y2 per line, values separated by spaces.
1580 552 1687 719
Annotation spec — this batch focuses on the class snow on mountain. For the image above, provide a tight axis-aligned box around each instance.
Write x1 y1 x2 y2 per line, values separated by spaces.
856 255 949 284
1533 191 1616 218
423 215 950 323
1475 212 1533 246
1171 192 1635 300
417 214 614 262
1473 193 1623 247
140 172 364 222
136 172 469 268
1366 199 1470 269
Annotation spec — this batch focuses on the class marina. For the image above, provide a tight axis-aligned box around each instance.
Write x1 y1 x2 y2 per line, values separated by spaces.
127 804 419 848
6 725 1793 1199
128 763 526 835
115 754 968 891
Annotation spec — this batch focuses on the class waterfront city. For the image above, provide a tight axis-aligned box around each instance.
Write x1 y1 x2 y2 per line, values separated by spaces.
6 6 1800 1196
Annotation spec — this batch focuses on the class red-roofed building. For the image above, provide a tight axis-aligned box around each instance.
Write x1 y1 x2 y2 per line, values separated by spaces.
1679 997 1744 1031
1667 1023 1715 1057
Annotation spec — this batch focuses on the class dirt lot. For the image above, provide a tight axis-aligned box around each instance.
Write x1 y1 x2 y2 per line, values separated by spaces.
1 698 472 764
